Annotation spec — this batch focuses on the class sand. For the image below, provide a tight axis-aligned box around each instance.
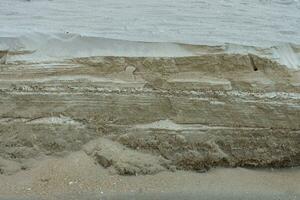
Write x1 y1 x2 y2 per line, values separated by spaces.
1 1 299 199
0 151 299 200
0 52 299 199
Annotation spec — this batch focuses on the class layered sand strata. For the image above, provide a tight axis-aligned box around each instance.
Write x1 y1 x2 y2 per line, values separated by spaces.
0 54 299 199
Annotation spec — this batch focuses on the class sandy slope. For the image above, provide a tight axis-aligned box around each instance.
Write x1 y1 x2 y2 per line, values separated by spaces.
1 35 300 69
0 53 299 199
1 1 299 199
0 151 299 199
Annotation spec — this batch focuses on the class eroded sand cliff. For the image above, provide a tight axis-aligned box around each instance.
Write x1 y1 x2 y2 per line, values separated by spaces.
0 53 299 199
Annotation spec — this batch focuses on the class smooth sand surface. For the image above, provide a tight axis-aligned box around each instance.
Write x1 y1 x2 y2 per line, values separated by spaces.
0 151 299 200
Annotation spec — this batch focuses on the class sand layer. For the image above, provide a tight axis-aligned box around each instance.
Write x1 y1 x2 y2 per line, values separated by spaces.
0 152 299 199
0 54 299 198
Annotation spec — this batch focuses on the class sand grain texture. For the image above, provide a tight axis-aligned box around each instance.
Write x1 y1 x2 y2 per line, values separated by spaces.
0 54 299 199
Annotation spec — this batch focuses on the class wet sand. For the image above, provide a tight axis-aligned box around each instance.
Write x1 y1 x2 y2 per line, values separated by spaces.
0 150 299 200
